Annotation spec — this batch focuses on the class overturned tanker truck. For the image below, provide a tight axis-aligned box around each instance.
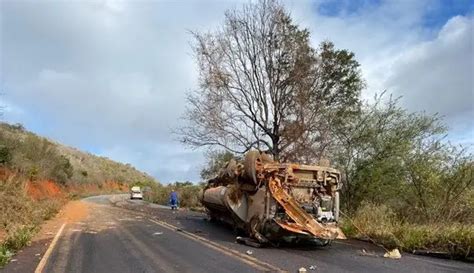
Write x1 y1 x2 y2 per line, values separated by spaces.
200 150 346 246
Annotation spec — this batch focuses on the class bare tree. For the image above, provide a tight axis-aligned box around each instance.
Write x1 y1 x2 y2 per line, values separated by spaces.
179 0 363 161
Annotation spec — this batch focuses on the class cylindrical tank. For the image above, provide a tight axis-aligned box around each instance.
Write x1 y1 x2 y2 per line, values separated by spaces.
202 186 228 210
202 185 248 223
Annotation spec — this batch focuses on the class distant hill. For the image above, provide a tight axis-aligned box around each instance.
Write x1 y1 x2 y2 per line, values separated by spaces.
0 122 157 185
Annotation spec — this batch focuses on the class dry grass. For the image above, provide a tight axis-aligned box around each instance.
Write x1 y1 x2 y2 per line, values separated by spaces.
144 183 203 210
0 122 157 267
0 122 157 186
0 175 64 267
341 202 474 259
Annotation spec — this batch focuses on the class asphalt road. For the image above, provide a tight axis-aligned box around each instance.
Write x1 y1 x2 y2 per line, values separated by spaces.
3 195 473 273
43 196 259 273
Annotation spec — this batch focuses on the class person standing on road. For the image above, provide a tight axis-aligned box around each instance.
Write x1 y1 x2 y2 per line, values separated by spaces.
170 190 179 210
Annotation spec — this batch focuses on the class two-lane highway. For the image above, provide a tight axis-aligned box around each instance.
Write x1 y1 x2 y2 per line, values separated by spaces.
2 195 473 273
41 196 265 273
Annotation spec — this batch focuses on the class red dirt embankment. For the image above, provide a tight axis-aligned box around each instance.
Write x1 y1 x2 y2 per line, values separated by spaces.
67 180 129 196
24 179 128 203
0 167 12 180
1 167 128 201
25 179 128 201
0 168 129 242
28 181 126 242
26 180 65 201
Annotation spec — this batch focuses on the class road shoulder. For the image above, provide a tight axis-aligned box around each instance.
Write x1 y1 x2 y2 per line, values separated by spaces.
1 201 90 273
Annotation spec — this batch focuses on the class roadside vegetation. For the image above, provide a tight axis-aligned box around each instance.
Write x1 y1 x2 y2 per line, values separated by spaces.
1 0 471 263
0 174 63 266
0 123 154 185
143 181 204 210
0 122 158 267
336 96 473 259
341 203 473 260
177 0 473 259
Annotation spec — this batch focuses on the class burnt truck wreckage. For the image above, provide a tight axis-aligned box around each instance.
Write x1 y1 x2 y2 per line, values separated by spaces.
200 150 346 246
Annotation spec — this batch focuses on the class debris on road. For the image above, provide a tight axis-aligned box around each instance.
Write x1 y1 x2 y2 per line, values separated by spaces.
298 267 307 273
309 265 317 270
246 250 253 255
359 248 378 257
35 253 40 256
384 249 401 259
411 249 450 259
153 232 163 236
236 236 262 248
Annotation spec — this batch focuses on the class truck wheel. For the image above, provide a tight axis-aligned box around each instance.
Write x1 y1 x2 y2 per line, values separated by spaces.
244 151 272 185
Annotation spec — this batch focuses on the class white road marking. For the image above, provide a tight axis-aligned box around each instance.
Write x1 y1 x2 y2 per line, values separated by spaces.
34 222 66 273
147 218 286 272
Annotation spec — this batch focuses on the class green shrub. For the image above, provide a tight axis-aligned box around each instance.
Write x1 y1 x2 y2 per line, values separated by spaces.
179 185 202 208
4 226 35 251
38 199 62 221
344 202 474 258
396 224 474 258
27 166 39 181
145 184 171 205
0 225 36 267
144 182 203 208
1 122 157 187
0 145 11 165
0 245 13 267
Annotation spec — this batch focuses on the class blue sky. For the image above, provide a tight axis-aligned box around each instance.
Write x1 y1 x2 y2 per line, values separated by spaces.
317 0 473 28
1 0 473 183
421 0 473 28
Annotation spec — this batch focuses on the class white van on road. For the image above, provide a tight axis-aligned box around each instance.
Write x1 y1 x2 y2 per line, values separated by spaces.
130 186 143 200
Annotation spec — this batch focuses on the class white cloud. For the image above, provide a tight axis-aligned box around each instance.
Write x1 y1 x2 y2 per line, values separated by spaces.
386 16 473 121
291 0 433 97
98 142 205 183
1 0 239 182
292 0 473 135
1 0 472 182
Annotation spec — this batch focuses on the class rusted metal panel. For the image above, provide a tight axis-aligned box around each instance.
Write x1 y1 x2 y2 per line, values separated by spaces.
274 220 310 235
201 150 345 246
268 177 338 240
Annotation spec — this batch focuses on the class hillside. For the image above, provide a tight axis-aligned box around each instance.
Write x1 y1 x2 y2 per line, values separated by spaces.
0 122 157 186
0 122 161 266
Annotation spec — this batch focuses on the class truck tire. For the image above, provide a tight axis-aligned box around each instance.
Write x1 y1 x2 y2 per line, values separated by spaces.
244 151 272 185
244 151 260 185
